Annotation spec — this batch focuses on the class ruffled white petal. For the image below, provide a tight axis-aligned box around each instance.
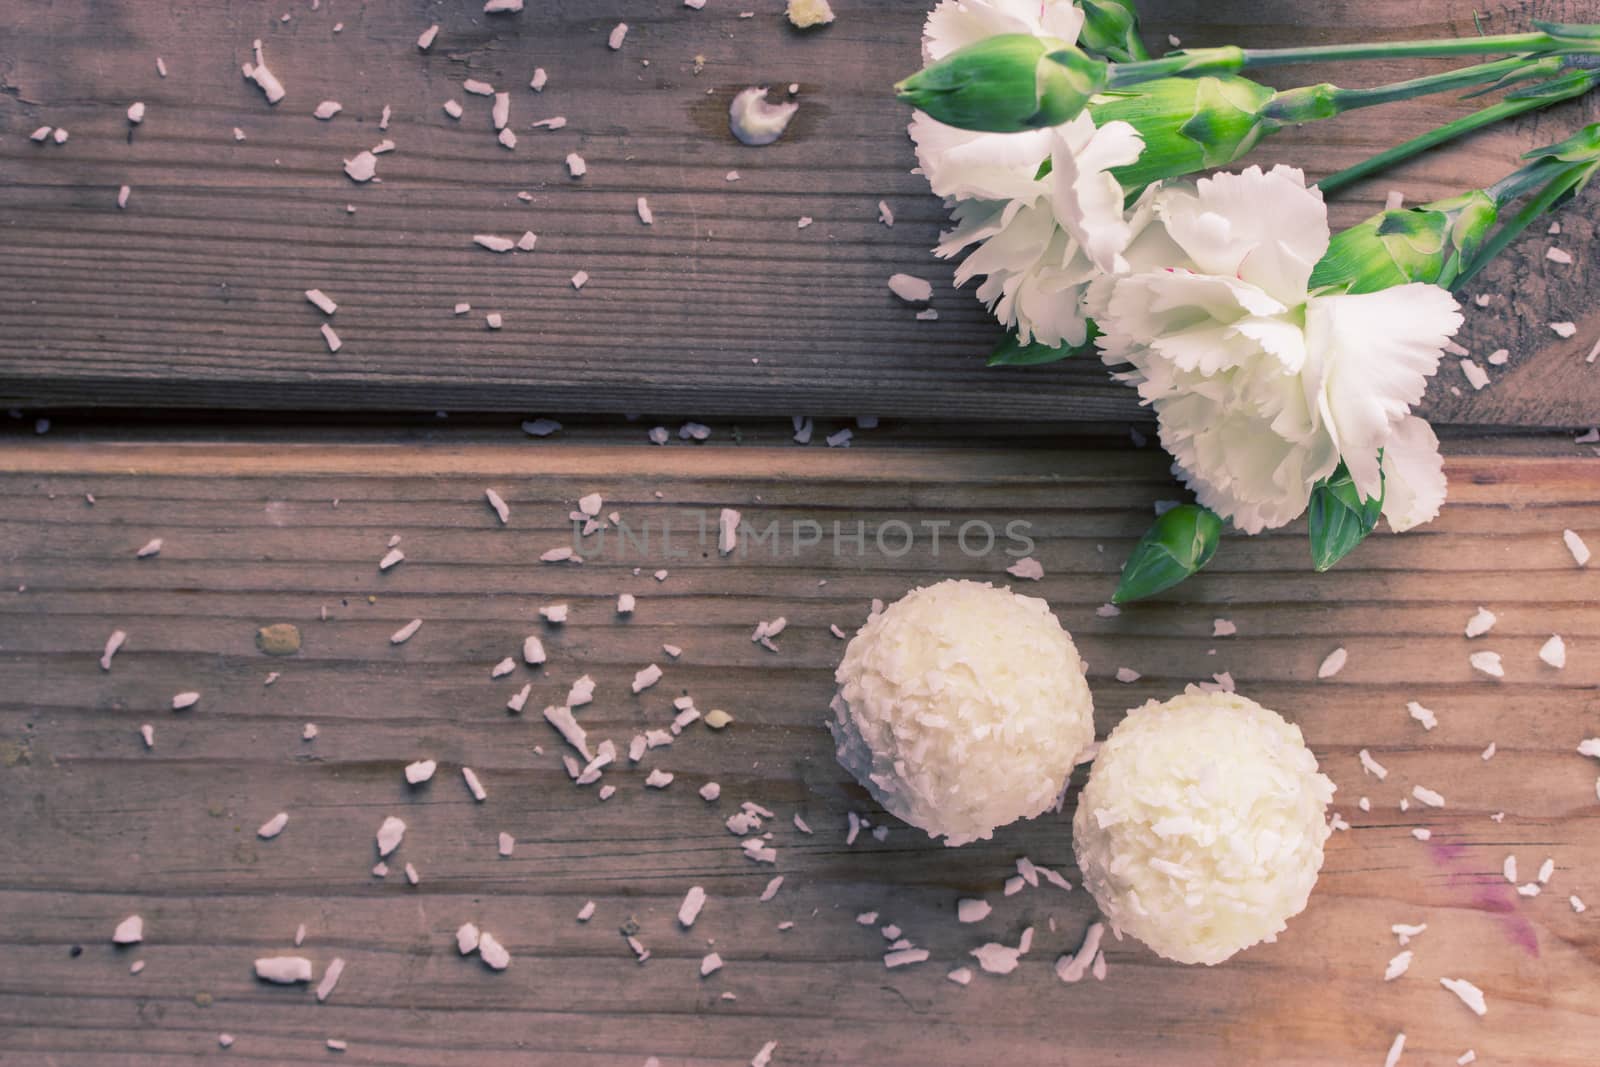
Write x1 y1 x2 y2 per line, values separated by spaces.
1304 284 1461 499
908 111 1053 202
922 0 1085 62
1050 117 1143 272
1156 165 1329 308
930 118 1147 349
1379 415 1448 532
1155 377 1329 535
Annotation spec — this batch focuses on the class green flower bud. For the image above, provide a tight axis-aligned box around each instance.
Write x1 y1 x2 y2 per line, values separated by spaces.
1309 189 1497 294
1077 0 1149 63
1089 75 1275 188
895 34 1109 132
1112 504 1222 604
1307 461 1383 572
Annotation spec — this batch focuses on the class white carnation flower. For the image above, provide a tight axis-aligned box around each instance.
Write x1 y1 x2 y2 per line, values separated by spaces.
935 116 1145 348
908 0 1086 199
1098 165 1461 534
908 0 1145 348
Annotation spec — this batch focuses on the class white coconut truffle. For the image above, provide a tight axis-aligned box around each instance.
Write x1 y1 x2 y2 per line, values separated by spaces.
1073 686 1335 965
829 580 1094 845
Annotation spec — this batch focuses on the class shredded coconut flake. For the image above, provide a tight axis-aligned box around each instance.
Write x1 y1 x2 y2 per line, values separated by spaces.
478 932 510 970
1412 785 1445 808
1440 977 1488 1016
254 956 313 984
971 942 1021 974
1464 606 1496 637
729 87 799 146
113 915 144 944
1407 701 1438 731
242 40 286 104
100 629 127 671
1006 556 1044 580
1563 529 1591 567
315 957 345 1002
632 664 663 693
1469 651 1504 678
887 273 933 304
1317 647 1347 679
1532 633 1566 670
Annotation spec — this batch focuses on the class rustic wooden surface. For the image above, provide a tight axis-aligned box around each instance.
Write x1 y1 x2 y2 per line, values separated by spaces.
2 437 1598 1065
1 0 1597 424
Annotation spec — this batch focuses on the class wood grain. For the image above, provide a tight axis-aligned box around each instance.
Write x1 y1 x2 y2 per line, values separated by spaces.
1 438 1598 1064
0 1 1597 424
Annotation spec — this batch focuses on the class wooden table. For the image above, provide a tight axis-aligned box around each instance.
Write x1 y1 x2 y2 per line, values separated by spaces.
2 433 1598 1065
4 2 1600 1064
1 0 1597 425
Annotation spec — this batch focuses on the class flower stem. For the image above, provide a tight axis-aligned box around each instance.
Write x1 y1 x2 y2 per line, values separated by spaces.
1456 163 1591 286
1261 54 1567 124
1105 23 1600 88
1323 54 1564 111
1317 67 1600 196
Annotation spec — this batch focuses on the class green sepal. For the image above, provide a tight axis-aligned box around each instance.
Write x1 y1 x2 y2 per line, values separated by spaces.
1308 461 1384 572
1112 504 1222 604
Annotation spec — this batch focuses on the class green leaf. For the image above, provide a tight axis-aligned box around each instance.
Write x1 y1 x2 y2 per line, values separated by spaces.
986 324 1098 366
1112 504 1222 604
1308 460 1384 572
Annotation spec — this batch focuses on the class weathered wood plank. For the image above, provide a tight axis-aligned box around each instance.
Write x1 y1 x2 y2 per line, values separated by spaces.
0 1 1596 423
0 439 1597 1064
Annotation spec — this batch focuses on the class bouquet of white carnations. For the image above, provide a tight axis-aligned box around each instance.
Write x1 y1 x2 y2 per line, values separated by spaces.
896 0 1600 601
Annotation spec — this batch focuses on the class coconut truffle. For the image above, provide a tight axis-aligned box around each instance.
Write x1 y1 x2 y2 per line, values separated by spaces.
1072 686 1335 965
829 580 1094 845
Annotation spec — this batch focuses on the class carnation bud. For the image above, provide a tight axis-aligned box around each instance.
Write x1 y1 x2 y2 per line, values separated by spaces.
896 34 1109 132
1309 189 1497 294
1076 0 1149 63
1089 75 1275 188
1113 504 1222 604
